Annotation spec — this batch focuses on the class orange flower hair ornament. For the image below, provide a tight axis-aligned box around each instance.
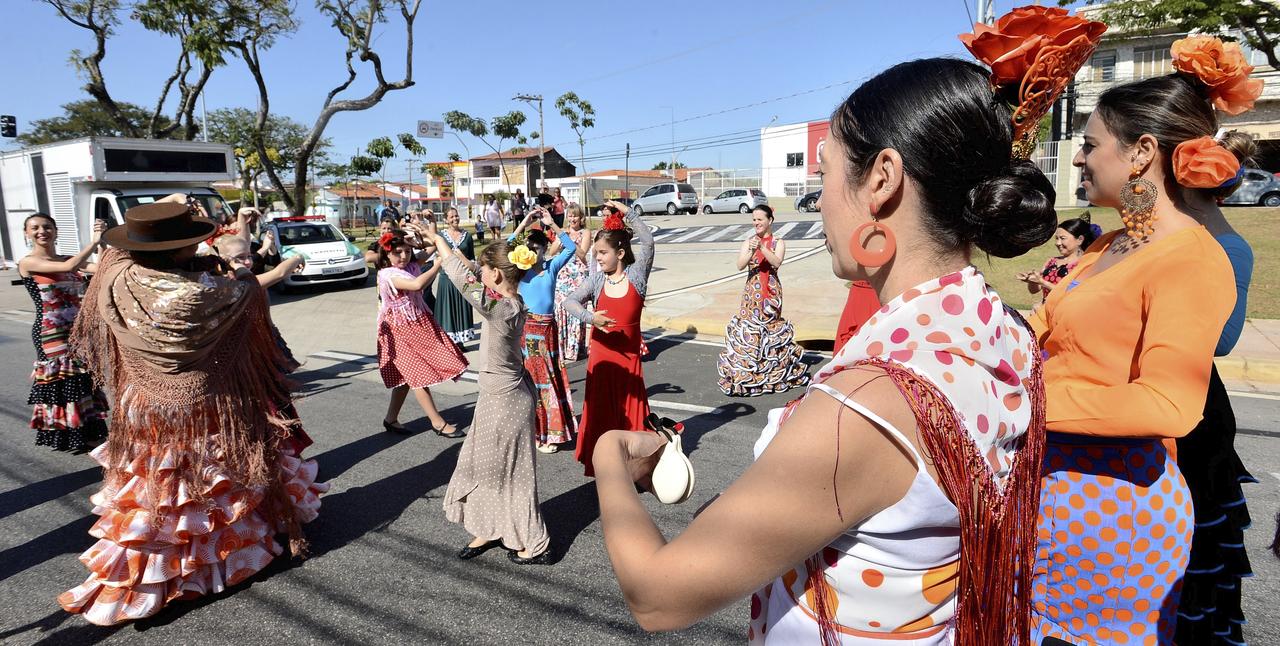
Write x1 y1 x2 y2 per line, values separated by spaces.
1171 36 1264 116
960 6 1106 158
1172 136 1242 189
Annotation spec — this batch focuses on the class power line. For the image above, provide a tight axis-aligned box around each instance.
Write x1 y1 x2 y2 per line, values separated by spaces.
545 79 857 148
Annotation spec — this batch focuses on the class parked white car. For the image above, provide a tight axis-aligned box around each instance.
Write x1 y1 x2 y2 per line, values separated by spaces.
702 188 768 214
264 216 369 291
632 182 699 215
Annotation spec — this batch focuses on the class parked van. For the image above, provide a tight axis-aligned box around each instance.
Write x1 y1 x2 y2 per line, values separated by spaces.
632 182 699 215
0 137 236 260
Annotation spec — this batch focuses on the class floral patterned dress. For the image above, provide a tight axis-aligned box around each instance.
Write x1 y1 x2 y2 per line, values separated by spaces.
24 270 108 451
554 228 592 363
717 237 810 396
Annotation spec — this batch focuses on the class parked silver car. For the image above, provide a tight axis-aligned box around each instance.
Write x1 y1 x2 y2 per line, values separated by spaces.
702 188 768 214
1222 168 1280 207
633 182 699 215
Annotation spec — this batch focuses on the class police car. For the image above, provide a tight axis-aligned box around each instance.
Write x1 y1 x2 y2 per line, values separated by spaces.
264 216 369 291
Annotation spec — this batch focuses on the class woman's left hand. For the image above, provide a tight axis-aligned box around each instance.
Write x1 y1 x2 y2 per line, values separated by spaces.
599 429 668 491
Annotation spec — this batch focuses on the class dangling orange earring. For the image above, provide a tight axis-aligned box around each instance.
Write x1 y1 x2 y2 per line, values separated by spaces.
848 218 896 268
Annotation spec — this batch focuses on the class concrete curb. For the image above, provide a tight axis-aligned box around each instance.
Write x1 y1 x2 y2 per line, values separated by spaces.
641 313 1280 385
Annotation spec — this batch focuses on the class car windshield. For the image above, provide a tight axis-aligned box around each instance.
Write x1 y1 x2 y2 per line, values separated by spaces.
278 224 343 245
116 193 234 224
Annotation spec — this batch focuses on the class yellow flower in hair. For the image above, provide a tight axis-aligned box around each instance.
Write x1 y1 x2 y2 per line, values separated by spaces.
508 245 538 270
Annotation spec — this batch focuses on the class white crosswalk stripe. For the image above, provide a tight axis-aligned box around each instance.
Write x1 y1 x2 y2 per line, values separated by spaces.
700 225 741 242
733 227 756 241
670 227 713 243
803 222 825 238
772 222 798 239
651 228 686 241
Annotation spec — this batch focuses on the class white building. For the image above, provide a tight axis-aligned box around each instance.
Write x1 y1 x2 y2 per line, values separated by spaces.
759 120 827 199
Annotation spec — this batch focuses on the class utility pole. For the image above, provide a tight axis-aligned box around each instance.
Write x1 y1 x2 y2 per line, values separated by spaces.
514 93 544 193
200 60 209 142
405 158 420 213
660 106 675 176
625 143 631 205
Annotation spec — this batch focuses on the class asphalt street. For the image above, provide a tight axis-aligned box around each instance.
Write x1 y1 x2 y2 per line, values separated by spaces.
0 294 1277 644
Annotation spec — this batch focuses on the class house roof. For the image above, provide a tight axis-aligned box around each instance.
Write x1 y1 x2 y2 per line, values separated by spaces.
326 184 388 199
582 167 709 182
470 147 561 161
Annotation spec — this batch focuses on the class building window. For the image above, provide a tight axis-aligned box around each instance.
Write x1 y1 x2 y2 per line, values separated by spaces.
783 182 805 197
786 152 805 168
1091 50 1116 82
1134 45 1171 79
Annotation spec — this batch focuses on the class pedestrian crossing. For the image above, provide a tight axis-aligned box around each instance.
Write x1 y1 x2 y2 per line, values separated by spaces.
650 221 826 245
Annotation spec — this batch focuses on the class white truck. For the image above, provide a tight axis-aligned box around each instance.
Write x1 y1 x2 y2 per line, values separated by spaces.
0 137 237 260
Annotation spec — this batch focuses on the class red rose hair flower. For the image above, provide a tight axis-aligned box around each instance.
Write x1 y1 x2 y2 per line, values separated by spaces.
378 231 396 251
603 212 626 231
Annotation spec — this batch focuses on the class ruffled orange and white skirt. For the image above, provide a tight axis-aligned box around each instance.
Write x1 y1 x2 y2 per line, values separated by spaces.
58 437 327 626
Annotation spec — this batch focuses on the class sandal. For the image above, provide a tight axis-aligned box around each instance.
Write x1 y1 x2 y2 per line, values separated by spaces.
432 421 465 439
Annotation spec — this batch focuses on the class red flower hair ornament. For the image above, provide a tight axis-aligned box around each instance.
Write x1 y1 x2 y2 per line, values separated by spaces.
378 231 397 251
960 6 1106 159
602 212 627 232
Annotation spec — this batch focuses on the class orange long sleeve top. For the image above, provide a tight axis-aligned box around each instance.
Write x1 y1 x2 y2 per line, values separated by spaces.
1028 227 1235 439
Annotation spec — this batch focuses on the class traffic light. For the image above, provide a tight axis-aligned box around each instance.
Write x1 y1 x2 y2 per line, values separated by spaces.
0 115 15 138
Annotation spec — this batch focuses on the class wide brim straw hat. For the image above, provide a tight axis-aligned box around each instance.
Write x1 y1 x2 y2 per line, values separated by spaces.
103 202 218 251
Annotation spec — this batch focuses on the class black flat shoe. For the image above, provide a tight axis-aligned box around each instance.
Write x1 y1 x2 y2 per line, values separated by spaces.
457 541 501 560
432 422 465 439
508 549 552 565
383 420 411 435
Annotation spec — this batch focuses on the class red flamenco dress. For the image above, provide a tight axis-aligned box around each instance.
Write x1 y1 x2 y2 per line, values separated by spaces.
574 280 651 476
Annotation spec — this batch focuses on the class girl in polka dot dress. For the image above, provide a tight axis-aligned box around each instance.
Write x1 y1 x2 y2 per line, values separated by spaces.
375 227 468 437
18 213 109 452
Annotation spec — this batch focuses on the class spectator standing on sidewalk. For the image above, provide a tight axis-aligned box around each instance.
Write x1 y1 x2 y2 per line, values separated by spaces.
1015 214 1100 303
551 188 567 228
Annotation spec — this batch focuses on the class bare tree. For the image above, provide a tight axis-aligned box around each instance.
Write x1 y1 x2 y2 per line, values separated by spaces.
45 0 218 140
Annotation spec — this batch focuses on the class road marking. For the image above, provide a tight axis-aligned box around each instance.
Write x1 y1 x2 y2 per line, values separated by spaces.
773 222 798 239
670 227 713 243
6 310 33 317
648 245 829 300
733 227 756 241
651 228 686 242
701 225 742 242
311 350 374 362
648 399 719 414
1271 473 1280 483
1229 391 1280 401
803 222 825 239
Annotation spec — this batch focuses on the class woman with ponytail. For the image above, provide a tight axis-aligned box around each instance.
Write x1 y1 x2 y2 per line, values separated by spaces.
1028 34 1261 645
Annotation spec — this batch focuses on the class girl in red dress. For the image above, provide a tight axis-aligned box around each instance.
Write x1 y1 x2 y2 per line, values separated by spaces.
375 227 469 437
562 202 655 476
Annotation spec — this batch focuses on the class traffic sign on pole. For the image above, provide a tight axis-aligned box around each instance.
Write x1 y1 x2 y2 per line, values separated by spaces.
0 115 15 138
416 120 444 139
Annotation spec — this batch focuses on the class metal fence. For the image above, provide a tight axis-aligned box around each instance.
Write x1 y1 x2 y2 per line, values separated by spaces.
1033 140 1060 188
686 168 763 203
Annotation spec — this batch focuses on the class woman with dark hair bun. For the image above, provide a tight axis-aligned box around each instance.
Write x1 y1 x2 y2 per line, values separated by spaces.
717 204 811 396
1016 212 1102 303
1027 34 1261 645
587 7 1097 643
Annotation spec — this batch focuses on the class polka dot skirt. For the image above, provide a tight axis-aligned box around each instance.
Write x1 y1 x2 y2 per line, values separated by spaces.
377 318 468 389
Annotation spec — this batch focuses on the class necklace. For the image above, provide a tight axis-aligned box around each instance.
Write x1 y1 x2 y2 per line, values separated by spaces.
606 273 626 285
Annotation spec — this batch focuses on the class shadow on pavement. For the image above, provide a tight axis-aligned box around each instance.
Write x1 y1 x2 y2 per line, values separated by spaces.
0 466 99 520
646 382 685 397
0 513 95 583
541 481 599 563
678 402 757 456
640 332 696 361
2 608 121 646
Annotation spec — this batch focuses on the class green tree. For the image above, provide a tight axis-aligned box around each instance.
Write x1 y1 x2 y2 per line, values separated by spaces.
206 107 328 201
555 92 595 182
1070 0 1280 68
447 152 462 162
444 110 526 190
651 160 687 171
16 100 178 145
366 136 397 203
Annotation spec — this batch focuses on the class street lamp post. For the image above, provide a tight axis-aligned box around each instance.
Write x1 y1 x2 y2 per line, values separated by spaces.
450 131 472 216
514 93 544 194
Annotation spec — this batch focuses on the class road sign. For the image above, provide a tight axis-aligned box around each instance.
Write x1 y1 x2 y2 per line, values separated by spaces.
0 115 15 138
416 120 444 139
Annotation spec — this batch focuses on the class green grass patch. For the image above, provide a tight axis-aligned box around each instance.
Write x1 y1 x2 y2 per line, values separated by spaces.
975 207 1279 318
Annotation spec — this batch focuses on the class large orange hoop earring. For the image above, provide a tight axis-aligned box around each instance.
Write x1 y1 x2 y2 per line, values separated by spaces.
848 220 896 268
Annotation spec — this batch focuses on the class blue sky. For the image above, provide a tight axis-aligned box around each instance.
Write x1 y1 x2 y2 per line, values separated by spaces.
2 0 1034 180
